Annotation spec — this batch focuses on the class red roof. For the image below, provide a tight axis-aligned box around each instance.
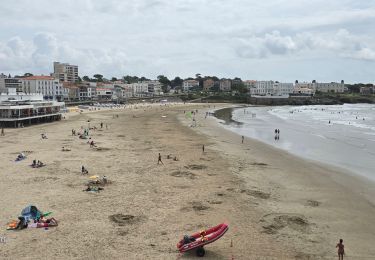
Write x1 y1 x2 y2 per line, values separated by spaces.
23 76 55 80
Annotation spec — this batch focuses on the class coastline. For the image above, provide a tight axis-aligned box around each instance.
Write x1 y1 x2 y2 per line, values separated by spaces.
0 103 374 259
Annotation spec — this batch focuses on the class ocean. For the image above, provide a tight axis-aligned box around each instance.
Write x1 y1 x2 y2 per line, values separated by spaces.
216 104 375 181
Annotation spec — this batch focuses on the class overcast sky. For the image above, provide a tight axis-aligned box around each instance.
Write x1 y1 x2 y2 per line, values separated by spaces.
1 0 375 83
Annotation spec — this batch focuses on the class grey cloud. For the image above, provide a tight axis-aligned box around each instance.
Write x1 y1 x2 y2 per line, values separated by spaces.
236 29 375 61
0 0 375 81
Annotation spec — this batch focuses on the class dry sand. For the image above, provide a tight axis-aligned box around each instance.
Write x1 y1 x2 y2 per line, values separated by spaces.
0 103 375 259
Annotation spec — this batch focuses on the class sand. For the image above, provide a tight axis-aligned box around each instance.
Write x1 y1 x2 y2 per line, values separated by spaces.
0 103 374 259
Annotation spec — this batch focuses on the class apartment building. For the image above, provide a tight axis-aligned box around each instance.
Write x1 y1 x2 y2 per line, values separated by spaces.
203 79 216 91
183 80 199 92
219 79 231 92
21 76 68 100
52 62 79 83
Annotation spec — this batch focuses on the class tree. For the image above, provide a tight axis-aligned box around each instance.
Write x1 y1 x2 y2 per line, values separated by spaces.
171 76 183 88
123 75 140 83
82 76 91 82
157 75 171 93
93 74 104 82
111 77 118 82
24 73 33 77
77 76 82 83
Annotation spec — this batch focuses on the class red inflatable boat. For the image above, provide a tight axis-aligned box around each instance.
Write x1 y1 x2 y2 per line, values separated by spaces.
177 223 229 257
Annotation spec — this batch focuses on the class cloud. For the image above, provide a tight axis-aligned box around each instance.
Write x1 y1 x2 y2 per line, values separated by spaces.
0 0 375 82
0 32 132 76
235 29 375 61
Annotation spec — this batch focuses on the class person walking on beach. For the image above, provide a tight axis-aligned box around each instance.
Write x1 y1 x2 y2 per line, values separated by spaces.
202 145 205 153
336 239 345 260
242 135 244 144
100 122 103 129
1 127 4 136
158 153 164 165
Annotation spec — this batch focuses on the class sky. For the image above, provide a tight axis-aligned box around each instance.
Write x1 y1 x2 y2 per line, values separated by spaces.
0 0 375 83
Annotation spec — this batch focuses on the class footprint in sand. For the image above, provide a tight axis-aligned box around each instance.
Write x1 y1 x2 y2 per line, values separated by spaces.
241 189 271 199
170 170 196 179
260 213 311 234
180 201 210 212
109 214 144 226
306 200 321 207
184 164 207 170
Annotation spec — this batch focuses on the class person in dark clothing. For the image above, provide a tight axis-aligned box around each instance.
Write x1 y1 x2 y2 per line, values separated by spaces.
158 153 164 165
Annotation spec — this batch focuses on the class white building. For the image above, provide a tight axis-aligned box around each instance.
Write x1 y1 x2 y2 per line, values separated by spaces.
251 81 274 95
21 76 68 100
52 62 79 83
273 82 294 96
183 80 199 92
248 80 294 96
96 88 113 100
0 89 65 127
129 82 149 97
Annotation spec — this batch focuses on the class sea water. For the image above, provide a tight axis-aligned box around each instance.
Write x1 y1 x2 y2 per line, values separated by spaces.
220 104 375 181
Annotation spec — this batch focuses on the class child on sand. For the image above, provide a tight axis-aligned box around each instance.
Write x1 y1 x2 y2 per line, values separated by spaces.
336 239 344 259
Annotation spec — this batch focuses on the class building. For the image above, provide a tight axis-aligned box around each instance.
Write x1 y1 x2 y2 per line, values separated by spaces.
314 81 345 93
20 76 68 100
52 62 79 83
252 81 274 95
244 80 257 94
146 80 162 95
96 88 113 100
360 86 374 95
219 79 231 92
62 82 79 101
203 79 215 91
273 82 294 96
247 80 294 96
183 80 199 92
295 80 345 93
0 73 22 93
0 90 65 127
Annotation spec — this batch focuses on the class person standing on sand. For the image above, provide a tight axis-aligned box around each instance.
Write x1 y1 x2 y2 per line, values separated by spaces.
202 145 205 153
100 122 103 129
242 135 244 144
1 127 4 136
336 239 344 259
158 153 164 165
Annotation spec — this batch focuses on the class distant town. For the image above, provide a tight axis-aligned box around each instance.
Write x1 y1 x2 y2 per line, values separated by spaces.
1 61 374 103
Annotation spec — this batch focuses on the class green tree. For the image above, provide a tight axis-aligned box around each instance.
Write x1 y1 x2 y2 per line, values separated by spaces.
82 76 91 82
123 75 140 83
111 77 118 82
24 73 34 77
157 75 171 93
171 76 183 88
93 74 104 82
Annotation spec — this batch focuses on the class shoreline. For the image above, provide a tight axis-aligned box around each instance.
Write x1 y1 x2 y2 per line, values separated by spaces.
214 105 375 186
0 103 374 259
184 103 375 258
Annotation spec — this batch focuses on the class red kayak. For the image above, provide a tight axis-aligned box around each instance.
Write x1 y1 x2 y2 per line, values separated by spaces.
177 223 229 257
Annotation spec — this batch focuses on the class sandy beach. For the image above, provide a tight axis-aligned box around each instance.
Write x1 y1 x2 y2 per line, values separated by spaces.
1 103 375 259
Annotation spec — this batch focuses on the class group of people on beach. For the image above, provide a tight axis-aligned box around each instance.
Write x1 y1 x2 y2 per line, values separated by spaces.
31 159 45 168
274 129 280 141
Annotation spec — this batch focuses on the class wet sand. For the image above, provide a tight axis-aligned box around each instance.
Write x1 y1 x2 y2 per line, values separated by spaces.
0 103 374 259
